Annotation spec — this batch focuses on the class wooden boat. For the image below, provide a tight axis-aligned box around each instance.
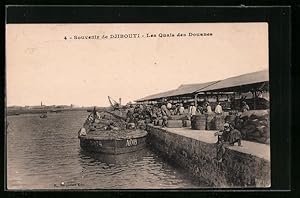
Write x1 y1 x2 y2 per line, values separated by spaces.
78 110 148 154
40 114 47 118
78 129 148 154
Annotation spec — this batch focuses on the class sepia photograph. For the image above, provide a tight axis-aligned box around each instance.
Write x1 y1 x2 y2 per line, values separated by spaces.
6 23 270 189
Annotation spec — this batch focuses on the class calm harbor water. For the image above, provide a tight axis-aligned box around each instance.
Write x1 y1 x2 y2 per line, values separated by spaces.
7 111 201 189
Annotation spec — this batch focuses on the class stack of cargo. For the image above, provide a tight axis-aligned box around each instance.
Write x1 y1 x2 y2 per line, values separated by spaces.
166 120 183 128
168 115 188 121
224 114 237 126
88 111 128 130
235 110 270 144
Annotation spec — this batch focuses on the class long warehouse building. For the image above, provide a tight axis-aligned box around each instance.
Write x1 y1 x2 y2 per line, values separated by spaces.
135 69 269 110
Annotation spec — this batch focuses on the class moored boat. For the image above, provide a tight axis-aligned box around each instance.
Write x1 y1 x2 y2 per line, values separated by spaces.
78 129 148 154
40 114 47 118
78 108 148 154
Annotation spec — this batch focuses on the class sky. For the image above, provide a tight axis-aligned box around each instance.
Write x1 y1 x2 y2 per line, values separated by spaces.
6 23 268 107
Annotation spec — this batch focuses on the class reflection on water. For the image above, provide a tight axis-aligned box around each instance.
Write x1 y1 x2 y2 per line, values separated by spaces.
7 111 201 189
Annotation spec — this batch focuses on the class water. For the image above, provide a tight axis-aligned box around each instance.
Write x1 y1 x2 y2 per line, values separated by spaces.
6 111 200 189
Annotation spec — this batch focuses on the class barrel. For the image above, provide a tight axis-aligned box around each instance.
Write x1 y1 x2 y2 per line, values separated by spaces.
183 120 191 127
215 115 225 130
166 120 183 128
206 114 215 130
191 115 206 130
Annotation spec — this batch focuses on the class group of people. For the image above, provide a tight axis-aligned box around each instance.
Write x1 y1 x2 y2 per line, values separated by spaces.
125 100 251 125
125 102 184 128
188 101 224 116
87 99 251 130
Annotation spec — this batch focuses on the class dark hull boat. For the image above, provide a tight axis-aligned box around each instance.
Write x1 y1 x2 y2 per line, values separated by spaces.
79 129 147 154
40 114 47 118
78 110 148 155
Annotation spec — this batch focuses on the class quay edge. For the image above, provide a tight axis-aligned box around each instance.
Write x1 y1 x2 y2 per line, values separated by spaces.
146 124 271 187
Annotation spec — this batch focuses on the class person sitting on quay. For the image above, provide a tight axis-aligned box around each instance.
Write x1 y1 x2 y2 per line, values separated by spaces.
241 101 250 112
215 102 223 115
214 123 242 162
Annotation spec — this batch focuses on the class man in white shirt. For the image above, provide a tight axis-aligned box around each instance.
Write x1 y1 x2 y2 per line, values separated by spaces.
215 102 223 114
206 102 212 113
178 103 185 115
189 102 197 117
167 102 172 109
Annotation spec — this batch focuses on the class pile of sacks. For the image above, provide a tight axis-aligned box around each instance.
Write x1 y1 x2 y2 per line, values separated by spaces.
230 110 270 144
88 111 128 131
126 105 153 129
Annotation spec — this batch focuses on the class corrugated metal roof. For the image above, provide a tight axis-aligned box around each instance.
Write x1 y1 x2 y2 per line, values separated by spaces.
201 70 268 92
135 81 218 102
166 81 219 96
135 89 177 102
135 69 268 102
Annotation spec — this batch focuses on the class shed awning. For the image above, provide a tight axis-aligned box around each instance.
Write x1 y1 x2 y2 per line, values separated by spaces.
135 89 177 102
135 81 218 102
167 81 219 97
135 69 269 102
201 70 269 92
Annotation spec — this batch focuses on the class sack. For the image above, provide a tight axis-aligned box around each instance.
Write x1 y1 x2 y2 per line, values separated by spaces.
166 120 183 128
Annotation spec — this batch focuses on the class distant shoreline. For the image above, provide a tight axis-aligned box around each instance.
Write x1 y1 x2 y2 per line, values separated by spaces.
6 107 108 116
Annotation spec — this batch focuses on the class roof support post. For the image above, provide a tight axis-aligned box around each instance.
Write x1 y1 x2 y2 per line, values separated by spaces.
253 90 257 110
194 93 200 107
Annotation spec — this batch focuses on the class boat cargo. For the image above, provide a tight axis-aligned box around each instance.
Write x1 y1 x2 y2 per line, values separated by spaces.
78 109 148 154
